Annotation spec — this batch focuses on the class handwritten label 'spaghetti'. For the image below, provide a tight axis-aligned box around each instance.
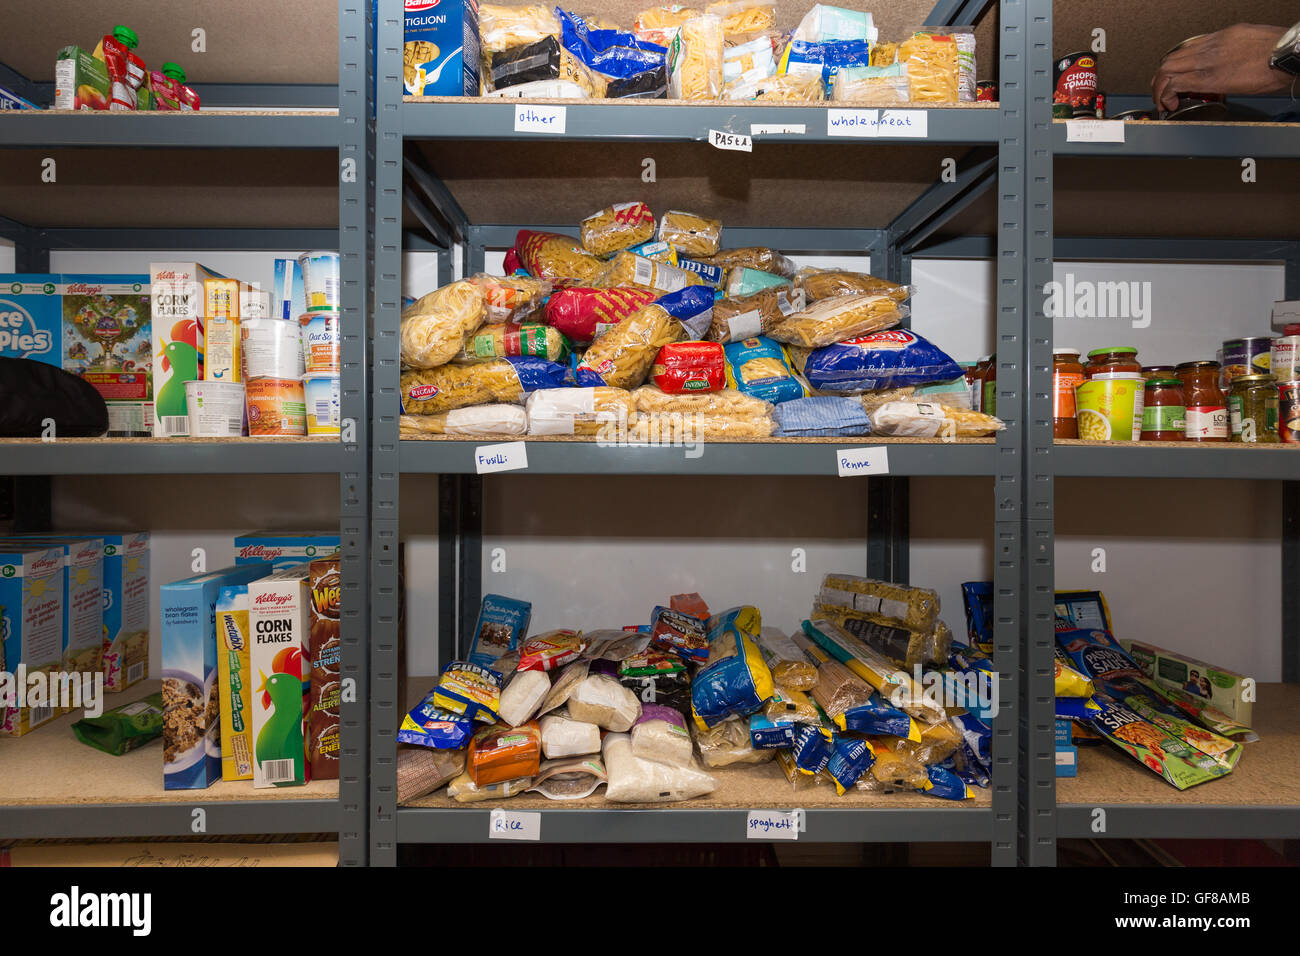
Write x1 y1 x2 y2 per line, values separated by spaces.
489 808 541 840
746 809 802 840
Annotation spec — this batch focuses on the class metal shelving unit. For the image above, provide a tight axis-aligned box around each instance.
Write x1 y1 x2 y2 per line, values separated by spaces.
370 0 1033 865
0 0 370 865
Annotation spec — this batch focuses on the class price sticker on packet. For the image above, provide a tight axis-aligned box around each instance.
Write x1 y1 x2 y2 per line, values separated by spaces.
709 129 753 152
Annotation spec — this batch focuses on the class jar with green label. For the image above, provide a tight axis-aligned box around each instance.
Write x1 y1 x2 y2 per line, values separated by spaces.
1139 378 1185 441
1228 373 1279 443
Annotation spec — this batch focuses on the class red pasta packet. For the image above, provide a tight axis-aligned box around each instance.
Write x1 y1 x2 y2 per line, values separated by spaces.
670 592 710 618
649 606 709 662
651 341 726 393
544 286 657 345
519 629 587 672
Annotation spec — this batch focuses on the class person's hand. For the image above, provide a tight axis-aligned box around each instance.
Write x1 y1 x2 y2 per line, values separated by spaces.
1151 23 1293 112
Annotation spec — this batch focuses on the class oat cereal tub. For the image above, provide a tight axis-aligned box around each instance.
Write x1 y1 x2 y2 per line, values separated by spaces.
580 202 657 256
767 293 906 348
400 280 487 369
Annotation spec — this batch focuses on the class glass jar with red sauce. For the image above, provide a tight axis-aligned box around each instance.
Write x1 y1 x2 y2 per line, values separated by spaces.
1175 360 1229 442
1085 346 1141 380
1052 347 1084 439
1141 365 1176 382
1140 378 1185 440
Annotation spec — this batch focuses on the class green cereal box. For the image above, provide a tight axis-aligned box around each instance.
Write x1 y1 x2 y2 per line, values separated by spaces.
1122 639 1252 728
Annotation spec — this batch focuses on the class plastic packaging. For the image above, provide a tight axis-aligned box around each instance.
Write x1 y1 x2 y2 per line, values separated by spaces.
827 735 876 794
581 202 658 256
694 714 776 766
468 720 542 785
899 32 959 102
725 267 790 297
479 4 561 53
519 629 587 671
574 304 684 389
447 770 533 802
864 740 929 791
454 322 570 364
755 627 818 690
819 573 939 636
870 401 1006 438
515 230 606 285
634 4 703 46
793 4 877 43
722 33 779 91
768 294 905 348
396 746 466 802
772 395 871 437
651 341 726 393
525 386 636 435
649 605 710 661
658 209 723 257
790 719 834 773
483 78 591 97
559 8 669 81
670 592 710 618
634 383 771 417
498 669 551 725
795 267 913 304
698 247 797 277
400 280 487 369
398 690 477 749
245 377 307 437
400 356 569 415
400 404 529 436
708 285 807 343
802 619 945 723
631 703 694 766
527 756 608 799
432 661 504 724
778 38 873 95
544 286 658 345
489 35 562 91
667 15 724 99
726 71 825 100
723 335 811 404
467 273 553 324
595 251 706 294
539 712 602 758
568 673 642 731
763 685 819 724
791 329 963 392
603 732 716 802
707 1 777 36
832 63 909 103
690 625 774 728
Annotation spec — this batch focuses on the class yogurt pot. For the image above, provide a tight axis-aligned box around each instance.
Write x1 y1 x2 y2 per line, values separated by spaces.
299 311 341 374
245 377 307 437
184 380 247 437
241 317 304 380
304 375 341 436
298 251 340 313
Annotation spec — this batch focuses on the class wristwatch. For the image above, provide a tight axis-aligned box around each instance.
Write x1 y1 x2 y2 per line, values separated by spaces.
1269 22 1300 75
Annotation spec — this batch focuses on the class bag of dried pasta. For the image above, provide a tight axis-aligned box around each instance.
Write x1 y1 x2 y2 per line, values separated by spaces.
899 31 958 102
593 250 707 295
479 4 561 53
722 33 779 93
869 401 1005 438
400 356 569 415
657 210 722 257
667 15 724 99
831 62 910 104
705 0 776 37
574 304 686 389
633 384 771 418
722 335 810 404
400 280 487 370
580 202 657 256
526 386 637 435
633 4 702 47
818 573 940 632
544 286 658 345
767 294 906 349
696 246 797 278
690 623 774 729
795 267 912 304
791 329 963 392
400 404 529 437
755 626 818 691
453 322 570 364
630 411 774 441
515 230 606 285
467 273 553 323
726 70 826 101
707 285 806 343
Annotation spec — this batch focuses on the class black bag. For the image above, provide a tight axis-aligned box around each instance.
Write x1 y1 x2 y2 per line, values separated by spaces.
0 357 109 437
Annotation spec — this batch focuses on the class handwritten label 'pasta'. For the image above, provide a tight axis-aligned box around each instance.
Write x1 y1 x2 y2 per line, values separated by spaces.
836 446 889 477
489 808 541 840
709 129 752 152
514 105 566 134
746 809 802 839
476 441 529 474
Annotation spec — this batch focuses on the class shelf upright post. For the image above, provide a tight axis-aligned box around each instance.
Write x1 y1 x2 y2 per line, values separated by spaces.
337 0 373 867
371 0 407 868
1285 246 1300 683
866 238 911 584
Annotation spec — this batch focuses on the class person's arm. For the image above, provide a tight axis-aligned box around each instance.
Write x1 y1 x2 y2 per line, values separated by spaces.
1151 23 1295 112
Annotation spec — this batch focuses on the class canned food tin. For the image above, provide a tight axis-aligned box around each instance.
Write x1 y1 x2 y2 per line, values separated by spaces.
976 81 997 102
1270 335 1300 382
1280 381 1300 443
298 310 341 374
1222 336 1275 388
298 250 340 312
1054 51 1098 110
1052 102 1073 119
1111 108 1154 121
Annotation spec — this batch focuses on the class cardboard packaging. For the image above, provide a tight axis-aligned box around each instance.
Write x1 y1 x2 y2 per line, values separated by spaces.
234 532 341 569
0 545 68 736
150 261 224 436
248 564 313 788
216 585 255 781
403 0 481 96
53 46 110 110
307 554 342 779
1123 639 1253 727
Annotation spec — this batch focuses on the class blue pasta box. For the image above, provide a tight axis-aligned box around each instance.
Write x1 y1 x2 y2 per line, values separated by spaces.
1055 717 1077 777
466 594 532 670
749 712 797 749
404 0 481 96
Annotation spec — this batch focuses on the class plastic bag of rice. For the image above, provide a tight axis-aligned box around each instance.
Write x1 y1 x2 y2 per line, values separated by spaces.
629 703 693 767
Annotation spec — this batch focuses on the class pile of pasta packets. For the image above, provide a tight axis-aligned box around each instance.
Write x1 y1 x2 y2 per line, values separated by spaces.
478 2 978 103
398 205 1005 441
395 575 996 805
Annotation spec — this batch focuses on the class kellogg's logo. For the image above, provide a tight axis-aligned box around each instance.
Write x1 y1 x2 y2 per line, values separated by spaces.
254 591 294 607
65 283 105 295
239 545 284 559
31 556 60 575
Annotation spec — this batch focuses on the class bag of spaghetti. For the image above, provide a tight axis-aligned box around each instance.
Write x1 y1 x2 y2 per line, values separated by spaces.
515 230 605 285
767 294 906 349
667 15 724 99
795 266 912 305
400 356 569 415
400 280 487 369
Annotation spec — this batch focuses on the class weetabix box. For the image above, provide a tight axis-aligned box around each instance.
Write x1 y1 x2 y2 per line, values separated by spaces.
234 531 341 570
216 585 255 781
248 563 313 788
160 562 274 789
0 545 67 736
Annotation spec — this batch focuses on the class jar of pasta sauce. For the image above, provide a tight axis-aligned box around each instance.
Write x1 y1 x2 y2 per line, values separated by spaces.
1176 361 1228 442
1228 373 1279 443
1053 347 1084 438
1085 346 1141 380
1141 364 1176 382
1140 378 1185 441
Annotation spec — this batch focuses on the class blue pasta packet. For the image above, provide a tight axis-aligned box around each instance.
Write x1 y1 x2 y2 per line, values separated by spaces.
837 691 919 740
557 8 667 78
778 38 874 94
723 336 811 404
920 764 973 800
772 395 871 437
396 691 475 750
706 605 761 641
827 734 876 795
794 329 962 393
960 580 995 655
508 354 573 390
790 720 833 774
749 712 797 749
1054 696 1103 720
690 626 775 729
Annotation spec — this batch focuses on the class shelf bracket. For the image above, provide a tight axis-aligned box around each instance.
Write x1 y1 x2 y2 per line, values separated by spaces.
889 149 997 256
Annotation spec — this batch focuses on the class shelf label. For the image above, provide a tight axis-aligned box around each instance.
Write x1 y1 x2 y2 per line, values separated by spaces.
836 446 889 477
489 809 541 840
746 808 804 839
475 441 528 474
1065 119 1125 143
709 129 752 152
514 104 566 134
827 109 928 138
750 123 806 136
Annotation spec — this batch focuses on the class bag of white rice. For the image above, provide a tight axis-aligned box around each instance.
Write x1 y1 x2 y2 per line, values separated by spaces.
498 669 551 726
540 712 602 758
567 673 642 732
603 732 716 803
629 704 693 767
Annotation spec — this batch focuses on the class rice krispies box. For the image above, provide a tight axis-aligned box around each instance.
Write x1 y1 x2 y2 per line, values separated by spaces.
160 562 274 789
0 274 153 435
248 563 313 788
0 545 67 736
234 532 341 570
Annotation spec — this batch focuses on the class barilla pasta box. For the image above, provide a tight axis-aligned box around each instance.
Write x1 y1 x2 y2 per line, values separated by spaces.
150 261 224 436
1122 639 1253 728
248 563 313 788
160 562 274 789
216 585 255 781
0 536 104 683
0 545 67 736
404 0 480 96
466 594 532 670
99 533 150 692
0 274 153 435
234 532 342 570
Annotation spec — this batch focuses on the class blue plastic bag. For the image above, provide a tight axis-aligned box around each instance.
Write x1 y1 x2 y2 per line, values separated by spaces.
723 336 811 404
795 329 962 392
557 8 666 79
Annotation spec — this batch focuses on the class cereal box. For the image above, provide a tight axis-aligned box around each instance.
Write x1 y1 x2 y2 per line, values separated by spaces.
216 585 254 781
248 564 313 788
99 533 150 692
160 562 274 789
0 85 39 110
0 536 105 682
150 261 224 437
234 531 341 569
1122 639 1253 728
0 545 67 736
404 0 480 96
273 258 306 322
308 554 342 779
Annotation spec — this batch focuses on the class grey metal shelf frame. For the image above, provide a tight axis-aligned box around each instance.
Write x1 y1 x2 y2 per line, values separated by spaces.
0 0 371 865
370 0 1035 865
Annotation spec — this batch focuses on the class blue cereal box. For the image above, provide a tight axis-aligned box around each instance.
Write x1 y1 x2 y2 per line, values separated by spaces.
0 545 67 736
466 594 532 670
234 532 341 569
160 562 274 789
404 0 481 96
0 536 104 682
273 258 307 322
0 85 39 110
